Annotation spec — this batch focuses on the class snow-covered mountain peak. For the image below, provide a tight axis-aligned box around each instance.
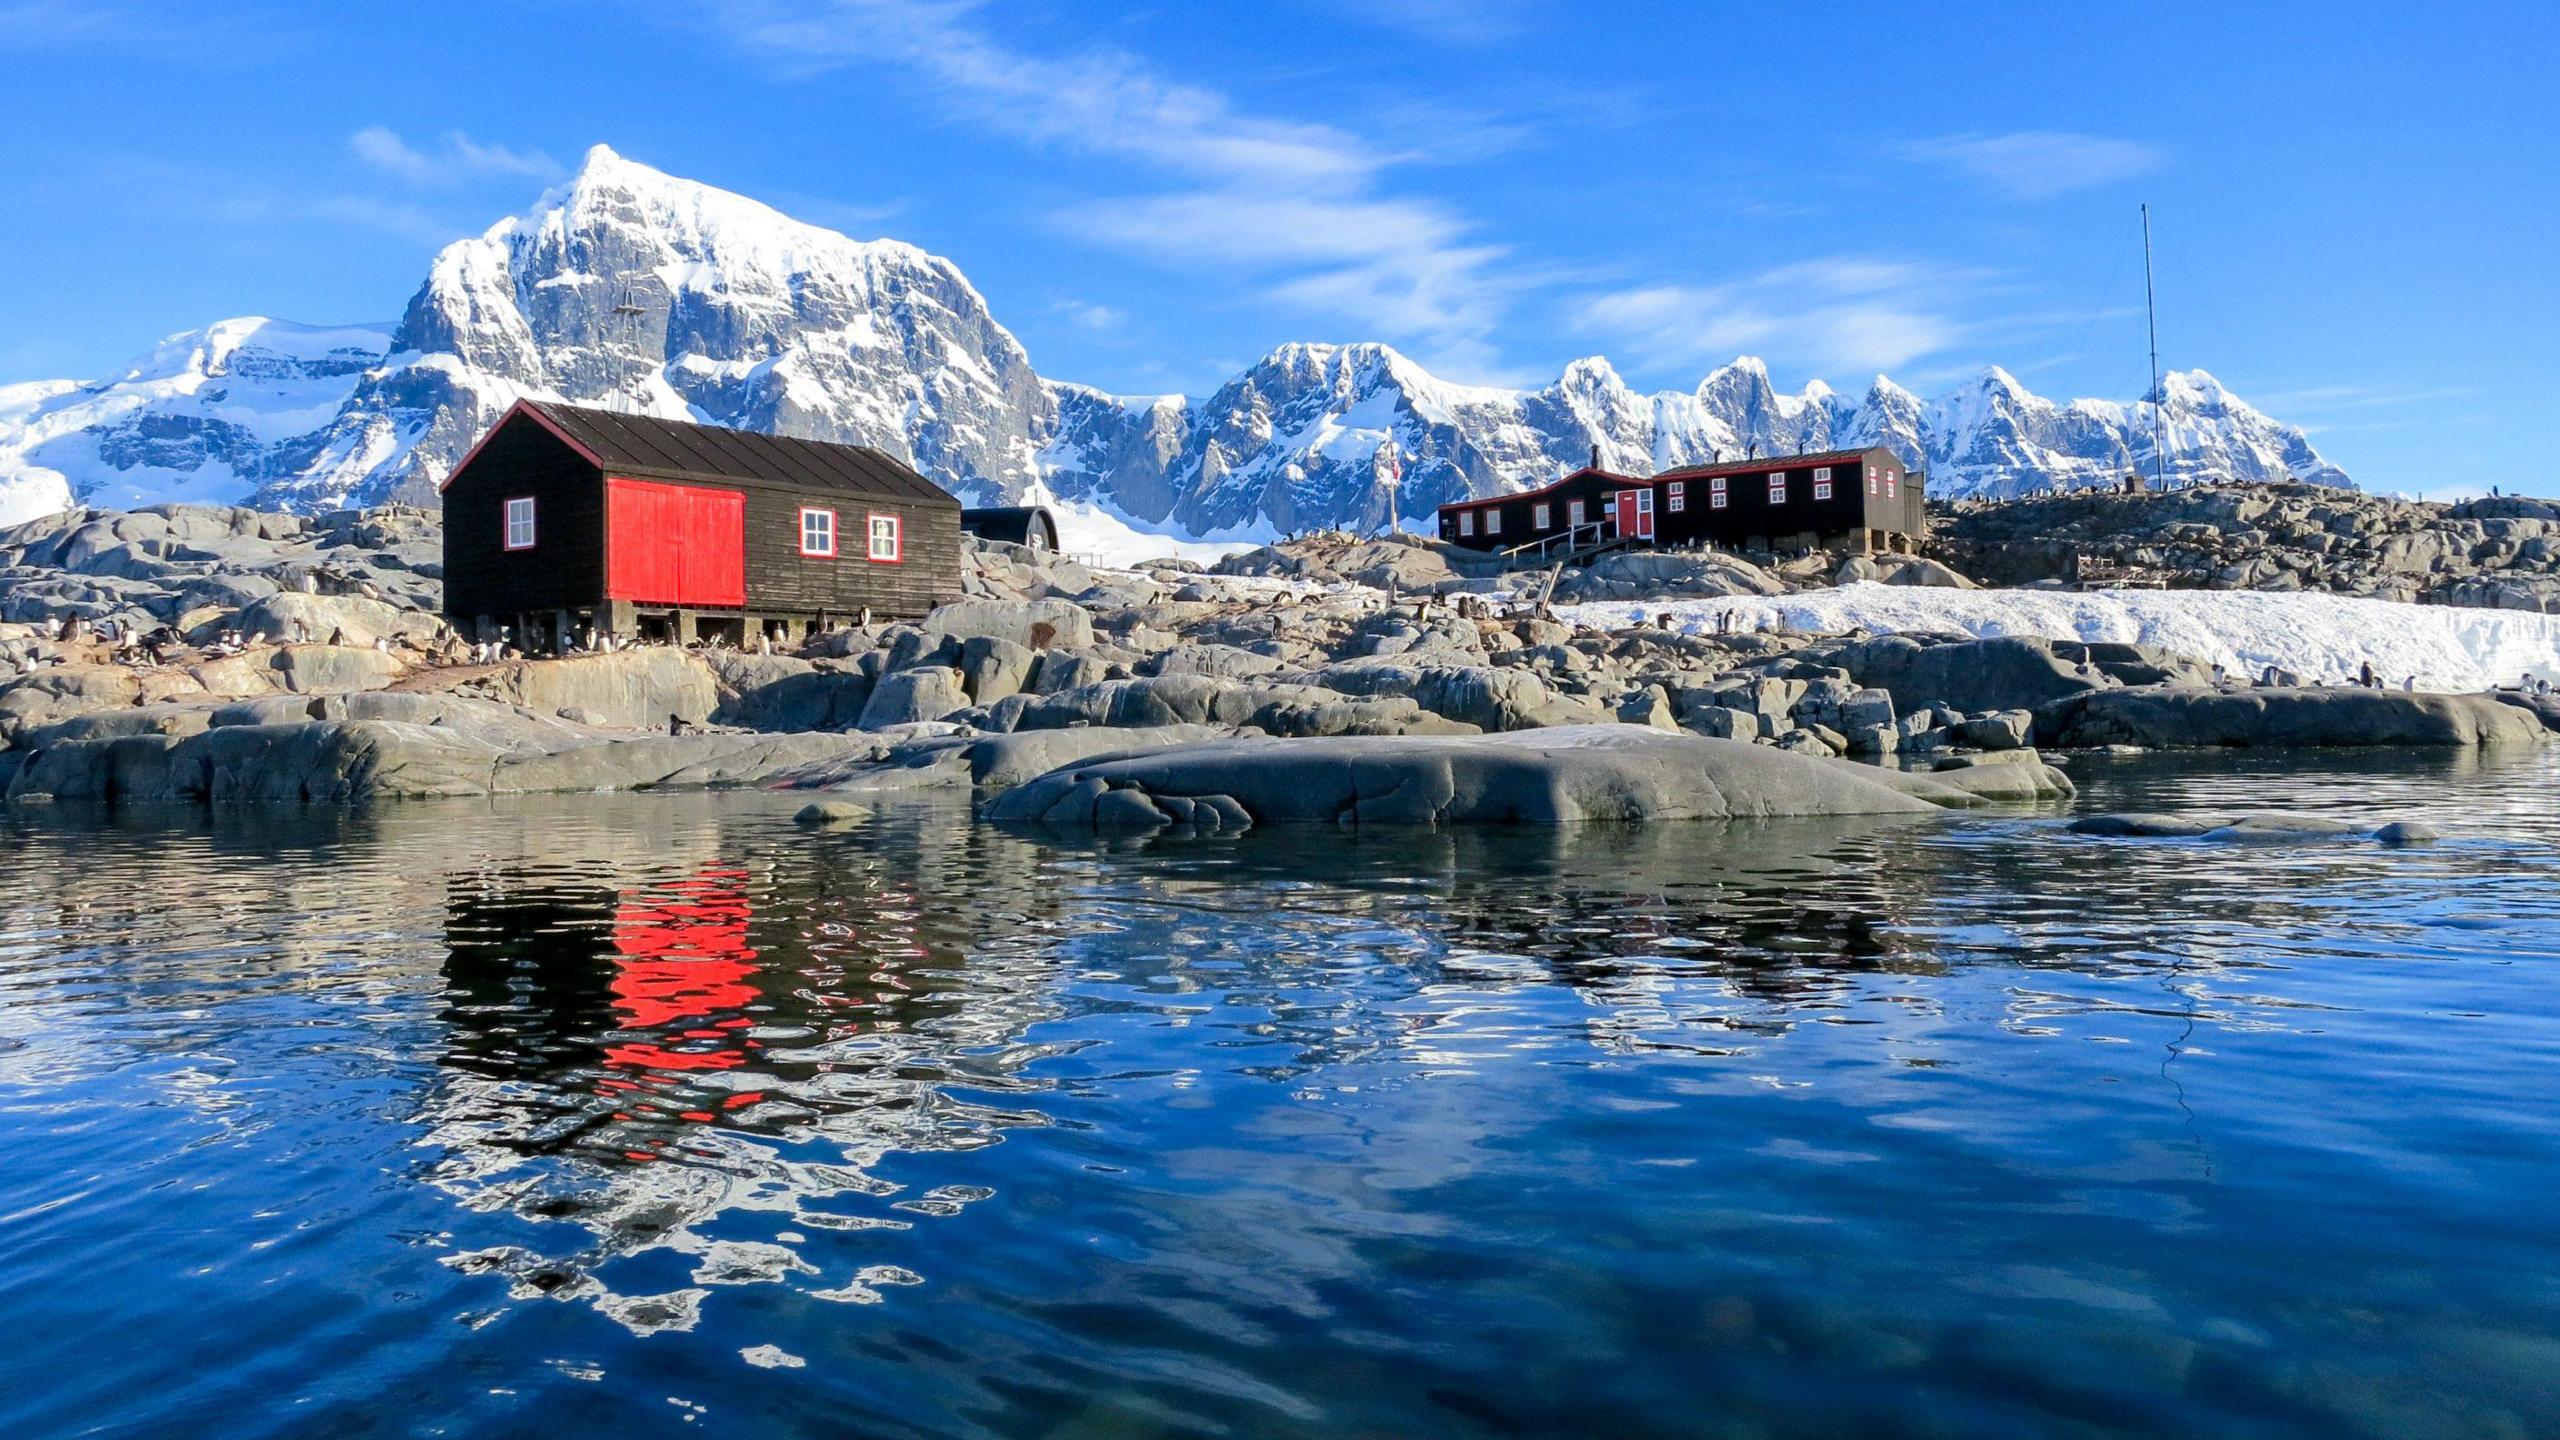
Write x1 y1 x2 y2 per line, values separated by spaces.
0 148 2357 529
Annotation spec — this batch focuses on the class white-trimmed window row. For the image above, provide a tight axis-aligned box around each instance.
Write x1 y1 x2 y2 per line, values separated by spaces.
1812 465 1834 501
1458 510 1475 537
1709 476 1728 510
1768 471 1787 505
1484 508 1501 535
1667 481 1686 513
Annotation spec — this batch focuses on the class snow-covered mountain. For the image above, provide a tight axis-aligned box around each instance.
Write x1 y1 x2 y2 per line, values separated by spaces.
0 145 2352 533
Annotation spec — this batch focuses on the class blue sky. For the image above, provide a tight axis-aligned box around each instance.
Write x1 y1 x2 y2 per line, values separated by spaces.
3 1 2551 495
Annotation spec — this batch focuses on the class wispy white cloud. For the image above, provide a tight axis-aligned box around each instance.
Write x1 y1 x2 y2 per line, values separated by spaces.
2243 381 2474 414
1904 131 2163 200
1051 299 1127 334
348 127 563 186
1577 258 1973 377
1318 0 1542 45
0 0 276 59
708 0 1375 186
690 0 1519 378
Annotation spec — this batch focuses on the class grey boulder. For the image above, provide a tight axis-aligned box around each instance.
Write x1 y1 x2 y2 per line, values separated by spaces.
2042 686 2549 749
984 725 1944 829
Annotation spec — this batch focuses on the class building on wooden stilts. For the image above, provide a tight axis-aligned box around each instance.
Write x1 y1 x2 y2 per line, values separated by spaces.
439 400 964 649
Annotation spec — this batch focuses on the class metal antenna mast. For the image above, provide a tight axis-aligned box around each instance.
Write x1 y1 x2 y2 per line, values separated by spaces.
2141 204 2167 491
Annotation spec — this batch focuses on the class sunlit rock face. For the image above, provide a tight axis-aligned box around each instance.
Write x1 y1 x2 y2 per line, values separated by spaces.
0 148 2349 533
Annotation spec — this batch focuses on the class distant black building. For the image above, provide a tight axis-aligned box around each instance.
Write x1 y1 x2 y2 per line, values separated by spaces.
440 400 963 646
958 505 1062 553
1435 447 1924 558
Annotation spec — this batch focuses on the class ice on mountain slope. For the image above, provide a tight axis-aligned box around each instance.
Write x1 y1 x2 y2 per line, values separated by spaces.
0 319 392 525
0 146 2354 535
1557 583 2560 692
258 144 1055 513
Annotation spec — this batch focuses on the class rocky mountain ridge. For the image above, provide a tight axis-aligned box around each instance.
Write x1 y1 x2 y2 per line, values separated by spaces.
2 146 2353 536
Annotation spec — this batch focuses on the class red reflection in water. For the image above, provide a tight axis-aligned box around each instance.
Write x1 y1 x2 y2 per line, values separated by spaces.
603 870 763 1089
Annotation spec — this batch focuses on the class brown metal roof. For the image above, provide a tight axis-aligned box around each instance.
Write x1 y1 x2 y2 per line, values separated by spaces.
526 400 960 508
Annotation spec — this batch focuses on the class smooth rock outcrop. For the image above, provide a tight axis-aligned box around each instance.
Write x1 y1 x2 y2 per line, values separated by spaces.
2041 686 2548 749
917 598 1096 654
2068 813 2219 838
435 648 719 730
856 666 968 730
984 726 1944 830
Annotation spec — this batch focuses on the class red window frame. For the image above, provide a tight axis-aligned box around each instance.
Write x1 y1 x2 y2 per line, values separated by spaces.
503 496 537 551
866 512 903 564
1884 470 1898 499
798 506 838 557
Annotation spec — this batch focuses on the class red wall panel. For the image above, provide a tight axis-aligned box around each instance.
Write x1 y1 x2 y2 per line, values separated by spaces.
607 478 747 607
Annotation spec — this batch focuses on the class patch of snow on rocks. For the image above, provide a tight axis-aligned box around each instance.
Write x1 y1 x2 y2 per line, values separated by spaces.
1558 582 2560 692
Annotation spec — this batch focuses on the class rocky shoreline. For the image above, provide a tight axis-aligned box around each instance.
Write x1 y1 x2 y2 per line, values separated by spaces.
1 500 2552 822
1935 483 2560 612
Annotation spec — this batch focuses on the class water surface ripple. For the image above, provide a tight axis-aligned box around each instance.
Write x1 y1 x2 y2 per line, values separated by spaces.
2 748 2557 1438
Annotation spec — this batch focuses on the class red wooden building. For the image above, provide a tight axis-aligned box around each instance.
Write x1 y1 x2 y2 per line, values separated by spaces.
1435 446 1924 560
439 401 963 646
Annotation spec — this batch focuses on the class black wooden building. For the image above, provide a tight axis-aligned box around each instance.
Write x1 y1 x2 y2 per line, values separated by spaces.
1435 446 1924 559
440 400 964 646
958 505 1062 553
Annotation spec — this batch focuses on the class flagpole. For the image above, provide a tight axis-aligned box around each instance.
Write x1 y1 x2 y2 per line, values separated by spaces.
1380 440 1401 537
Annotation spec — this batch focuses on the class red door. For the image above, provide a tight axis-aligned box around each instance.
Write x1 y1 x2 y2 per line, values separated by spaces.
1615 489 1654 540
607 478 746 607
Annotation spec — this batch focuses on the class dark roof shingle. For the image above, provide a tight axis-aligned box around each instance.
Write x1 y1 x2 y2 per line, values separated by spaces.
529 401 959 507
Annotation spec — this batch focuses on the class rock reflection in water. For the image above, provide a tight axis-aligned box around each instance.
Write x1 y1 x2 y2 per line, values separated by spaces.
7 754 2560 1438
406 806 1968 1329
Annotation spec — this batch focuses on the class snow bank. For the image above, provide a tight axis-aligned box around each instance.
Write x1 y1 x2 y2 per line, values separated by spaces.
1019 483 1270 568
1556 582 2560 692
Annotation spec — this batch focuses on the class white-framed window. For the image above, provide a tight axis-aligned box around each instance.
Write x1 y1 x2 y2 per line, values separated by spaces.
1568 499 1586 527
1867 467 1879 495
1534 502 1551 528
867 513 902 563
1709 476 1729 510
799 506 837 556
1484 508 1501 535
503 496 536 550
1815 466 1833 483
1458 509 1475 537
1768 471 1788 505
1884 470 1898 499
1635 490 1654 524
1813 473 1833 501
1667 481 1686 513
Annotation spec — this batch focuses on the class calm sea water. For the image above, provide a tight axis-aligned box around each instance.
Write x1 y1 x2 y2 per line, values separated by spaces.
3 749 2558 1439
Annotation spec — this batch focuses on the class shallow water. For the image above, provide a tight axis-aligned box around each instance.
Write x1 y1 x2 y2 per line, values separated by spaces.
3 748 2558 1439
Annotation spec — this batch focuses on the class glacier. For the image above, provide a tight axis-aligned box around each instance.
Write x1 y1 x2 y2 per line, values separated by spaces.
0 144 2353 535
